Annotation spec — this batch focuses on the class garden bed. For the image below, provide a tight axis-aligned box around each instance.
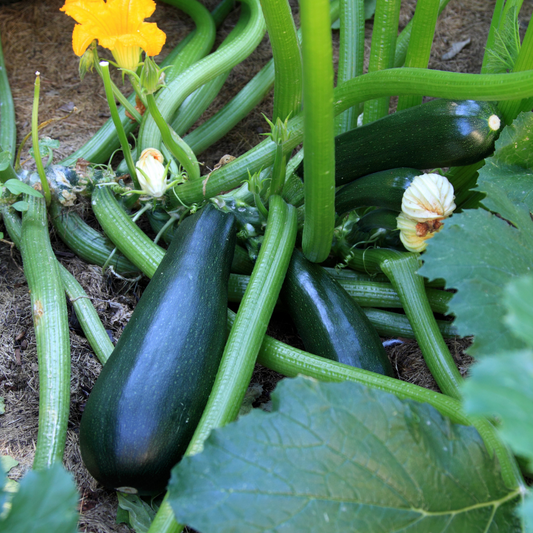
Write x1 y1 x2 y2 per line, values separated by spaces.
0 0 530 531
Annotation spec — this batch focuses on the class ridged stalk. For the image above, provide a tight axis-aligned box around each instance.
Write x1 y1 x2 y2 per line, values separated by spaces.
91 186 165 278
228 273 452 313
20 197 70 469
2 206 114 365
259 0 301 120
396 0 440 111
363 0 401 123
300 0 335 263
0 31 16 161
335 0 365 134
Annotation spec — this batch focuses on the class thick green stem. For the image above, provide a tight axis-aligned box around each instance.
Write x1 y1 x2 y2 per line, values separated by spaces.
0 31 16 162
259 0 301 120
300 0 335 263
335 0 365 134
20 197 70 469
187 195 297 453
363 0 401 123
396 0 440 111
168 67 533 207
91 186 165 278
339 246 464 399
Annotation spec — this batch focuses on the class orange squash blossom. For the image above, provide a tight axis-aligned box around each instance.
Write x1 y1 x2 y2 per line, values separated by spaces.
60 0 166 71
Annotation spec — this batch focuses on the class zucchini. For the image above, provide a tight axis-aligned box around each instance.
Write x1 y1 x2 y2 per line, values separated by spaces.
79 204 236 495
280 249 394 376
335 167 420 216
296 99 503 186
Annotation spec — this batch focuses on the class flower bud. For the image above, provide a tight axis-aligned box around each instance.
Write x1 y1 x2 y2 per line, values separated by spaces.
401 173 456 222
135 148 167 197
140 56 165 95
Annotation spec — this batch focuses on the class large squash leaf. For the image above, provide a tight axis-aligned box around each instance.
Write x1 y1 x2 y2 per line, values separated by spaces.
419 111 533 358
168 377 521 533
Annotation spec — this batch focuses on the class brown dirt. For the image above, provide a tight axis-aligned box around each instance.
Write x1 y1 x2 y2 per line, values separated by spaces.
0 1 531 532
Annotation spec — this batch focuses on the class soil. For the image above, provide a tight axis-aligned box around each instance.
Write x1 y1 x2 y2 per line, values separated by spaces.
0 1 531 532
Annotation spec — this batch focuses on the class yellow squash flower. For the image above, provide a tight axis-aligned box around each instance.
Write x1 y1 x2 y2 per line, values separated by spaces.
60 0 166 71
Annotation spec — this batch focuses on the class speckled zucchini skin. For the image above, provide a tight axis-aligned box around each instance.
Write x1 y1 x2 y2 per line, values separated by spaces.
333 99 502 186
280 249 394 377
79 205 236 495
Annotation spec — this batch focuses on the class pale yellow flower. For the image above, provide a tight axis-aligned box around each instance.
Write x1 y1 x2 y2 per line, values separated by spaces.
60 0 166 71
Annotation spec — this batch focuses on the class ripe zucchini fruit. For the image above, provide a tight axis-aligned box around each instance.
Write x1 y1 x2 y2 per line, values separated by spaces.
335 167 421 216
280 249 394 376
79 205 236 495
296 99 503 186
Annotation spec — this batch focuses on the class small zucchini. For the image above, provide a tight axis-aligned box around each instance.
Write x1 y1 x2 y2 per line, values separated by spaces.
335 167 420 216
296 99 503 186
280 249 394 376
79 204 236 495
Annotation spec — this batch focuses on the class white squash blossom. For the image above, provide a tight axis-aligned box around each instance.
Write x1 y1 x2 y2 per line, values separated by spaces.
135 148 168 198
401 173 456 222
397 173 456 253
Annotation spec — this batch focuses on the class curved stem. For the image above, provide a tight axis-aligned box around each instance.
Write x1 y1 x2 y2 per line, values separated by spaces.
20 197 70 468
99 62 139 188
31 73 51 206
259 0 301 121
145 93 200 181
139 0 266 153
168 66 533 207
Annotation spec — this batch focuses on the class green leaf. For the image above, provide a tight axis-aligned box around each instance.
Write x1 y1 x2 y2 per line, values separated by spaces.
0 463 79 533
28 137 60 167
0 151 12 171
364 0 377 20
475 111 533 213
420 208 533 356
484 4 521 74
0 397 4 415
462 349 533 464
504 274 533 347
11 202 29 213
0 456 19 519
168 377 521 533
116 492 157 533
420 114 533 357
4 179 43 198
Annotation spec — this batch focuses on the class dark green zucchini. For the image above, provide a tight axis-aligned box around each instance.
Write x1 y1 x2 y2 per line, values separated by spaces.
79 205 236 495
296 99 503 186
335 167 421 216
280 249 393 376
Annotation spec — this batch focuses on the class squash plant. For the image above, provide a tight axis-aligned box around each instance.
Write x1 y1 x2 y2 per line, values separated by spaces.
1 0 533 531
